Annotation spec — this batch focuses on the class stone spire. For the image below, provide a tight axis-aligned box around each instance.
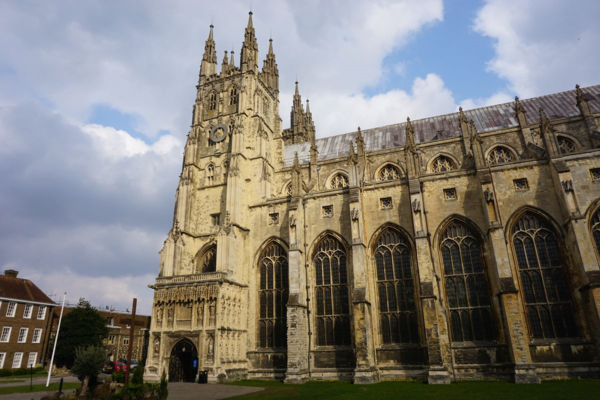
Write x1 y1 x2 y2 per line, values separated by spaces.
539 107 560 157
261 38 279 94
287 81 307 144
200 24 218 79
221 50 229 74
241 11 258 72
404 117 419 178
230 49 235 69
356 126 365 157
305 99 315 142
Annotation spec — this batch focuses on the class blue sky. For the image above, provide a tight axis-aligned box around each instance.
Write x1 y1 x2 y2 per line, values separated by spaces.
0 0 598 312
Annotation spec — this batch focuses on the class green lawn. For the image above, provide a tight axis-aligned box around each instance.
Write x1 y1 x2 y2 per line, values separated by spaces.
228 380 600 400
0 371 47 379
0 381 79 395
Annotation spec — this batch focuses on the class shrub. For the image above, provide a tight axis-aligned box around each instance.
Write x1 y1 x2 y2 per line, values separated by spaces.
13 367 29 376
112 371 126 383
0 368 12 377
159 370 168 400
131 364 144 385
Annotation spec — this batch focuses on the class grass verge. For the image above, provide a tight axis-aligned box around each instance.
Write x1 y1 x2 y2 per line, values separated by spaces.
227 379 600 400
0 382 79 395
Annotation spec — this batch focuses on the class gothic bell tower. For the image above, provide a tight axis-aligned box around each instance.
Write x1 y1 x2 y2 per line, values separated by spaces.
146 12 282 382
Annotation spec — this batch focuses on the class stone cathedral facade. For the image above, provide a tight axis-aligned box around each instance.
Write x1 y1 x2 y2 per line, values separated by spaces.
145 13 600 384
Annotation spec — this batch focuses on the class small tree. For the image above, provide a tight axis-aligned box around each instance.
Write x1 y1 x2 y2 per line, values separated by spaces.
55 298 109 368
159 370 168 400
70 345 105 397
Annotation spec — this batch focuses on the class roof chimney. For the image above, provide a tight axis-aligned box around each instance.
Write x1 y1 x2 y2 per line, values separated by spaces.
4 269 18 278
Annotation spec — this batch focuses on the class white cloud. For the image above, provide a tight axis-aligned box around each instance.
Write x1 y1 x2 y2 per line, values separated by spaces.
473 0 600 98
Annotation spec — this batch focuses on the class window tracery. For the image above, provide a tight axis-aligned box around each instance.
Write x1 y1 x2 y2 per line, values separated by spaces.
512 212 577 339
207 164 215 185
314 236 351 346
229 87 238 106
374 228 419 344
441 222 494 342
258 242 288 348
486 146 513 165
592 208 600 260
431 156 456 173
378 164 401 181
285 184 292 197
329 173 349 189
557 136 576 154
209 93 217 111
197 246 216 273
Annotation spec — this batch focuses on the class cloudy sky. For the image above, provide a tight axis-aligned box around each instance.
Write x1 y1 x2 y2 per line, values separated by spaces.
0 0 598 314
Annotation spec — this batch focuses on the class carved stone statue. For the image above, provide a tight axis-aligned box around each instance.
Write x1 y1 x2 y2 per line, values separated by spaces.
156 306 163 324
351 207 360 221
484 188 495 203
153 336 160 360
412 198 421 213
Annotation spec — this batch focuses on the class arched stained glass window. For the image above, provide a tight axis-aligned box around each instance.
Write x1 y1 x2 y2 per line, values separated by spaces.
512 212 577 339
486 146 513 165
378 164 401 181
329 173 349 189
557 136 576 154
441 221 494 342
258 242 289 348
314 235 351 346
591 208 600 260
431 156 456 173
374 228 419 344
196 246 216 273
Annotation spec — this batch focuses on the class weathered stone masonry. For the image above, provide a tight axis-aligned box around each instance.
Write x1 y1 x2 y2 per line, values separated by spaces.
145 14 600 384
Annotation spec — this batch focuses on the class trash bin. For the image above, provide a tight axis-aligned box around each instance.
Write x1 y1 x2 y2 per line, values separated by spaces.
198 370 208 384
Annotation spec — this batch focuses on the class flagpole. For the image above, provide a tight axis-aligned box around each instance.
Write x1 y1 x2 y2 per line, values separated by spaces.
46 292 67 387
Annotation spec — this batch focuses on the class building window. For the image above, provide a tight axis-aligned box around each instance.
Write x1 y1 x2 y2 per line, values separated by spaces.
107 317 115 327
431 156 456 173
268 213 279 225
512 212 578 339
443 188 457 201
514 178 529 191
123 336 129 346
285 184 292 197
6 302 16 317
17 328 28 343
37 306 47 320
486 146 513 165
322 205 333 218
108 335 116 345
23 304 33 319
207 164 215 185
258 242 289 348
197 246 217 273
329 173 349 189
208 92 217 111
591 168 600 181
375 227 419 344
380 197 393 210
442 221 494 342
0 327 11 342
378 164 401 181
314 235 351 346
32 329 42 344
0 353 5 369
229 87 238 105
591 209 600 262
27 353 37 368
557 136 576 154
12 352 23 368
211 213 220 226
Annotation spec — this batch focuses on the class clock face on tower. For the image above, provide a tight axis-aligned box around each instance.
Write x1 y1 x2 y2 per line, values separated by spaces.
210 124 228 143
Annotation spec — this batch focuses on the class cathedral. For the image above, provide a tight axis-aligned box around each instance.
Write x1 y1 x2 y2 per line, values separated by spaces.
145 13 600 384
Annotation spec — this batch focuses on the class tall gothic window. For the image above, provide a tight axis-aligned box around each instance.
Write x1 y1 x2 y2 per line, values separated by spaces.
196 246 216 273
486 146 513 165
229 87 238 105
441 222 494 342
378 164 401 181
258 242 288 348
329 173 349 189
209 93 217 111
374 228 419 344
512 212 578 339
314 235 351 346
207 164 215 185
591 208 600 260
557 136 576 154
431 156 456 173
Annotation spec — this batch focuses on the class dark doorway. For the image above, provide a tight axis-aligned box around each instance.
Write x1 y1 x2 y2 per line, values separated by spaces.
169 339 198 382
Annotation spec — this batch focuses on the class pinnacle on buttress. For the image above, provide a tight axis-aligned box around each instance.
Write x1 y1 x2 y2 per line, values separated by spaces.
221 50 229 74
200 24 218 78
230 49 235 68
576 84 587 106
247 10 254 29
405 117 416 152
262 38 279 94
241 11 258 72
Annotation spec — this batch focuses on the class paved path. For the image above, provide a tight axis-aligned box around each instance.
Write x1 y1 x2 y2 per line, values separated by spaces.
0 380 263 400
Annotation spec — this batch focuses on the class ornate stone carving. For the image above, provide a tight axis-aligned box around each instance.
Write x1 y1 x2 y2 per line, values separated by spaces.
351 207 360 221
484 188 495 203
412 198 421 213
562 179 574 192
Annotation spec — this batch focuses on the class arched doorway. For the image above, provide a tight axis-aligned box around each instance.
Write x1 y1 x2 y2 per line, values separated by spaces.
169 339 198 382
